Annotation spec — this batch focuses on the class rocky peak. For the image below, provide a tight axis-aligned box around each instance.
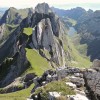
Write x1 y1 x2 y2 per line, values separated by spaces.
31 10 66 67
93 10 100 18
0 7 33 25
8 7 17 11
35 3 52 14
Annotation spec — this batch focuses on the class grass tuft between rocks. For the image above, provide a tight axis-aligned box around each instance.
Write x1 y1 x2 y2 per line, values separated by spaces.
33 80 75 100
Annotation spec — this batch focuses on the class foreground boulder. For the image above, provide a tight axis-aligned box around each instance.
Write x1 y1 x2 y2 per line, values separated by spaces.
84 59 100 100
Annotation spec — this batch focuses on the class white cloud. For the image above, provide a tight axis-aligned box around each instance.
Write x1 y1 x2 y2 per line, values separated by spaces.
0 0 100 10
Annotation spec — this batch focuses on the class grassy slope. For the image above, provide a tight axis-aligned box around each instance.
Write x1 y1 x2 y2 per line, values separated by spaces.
23 27 33 36
0 24 17 45
0 27 52 99
63 34 91 68
0 84 34 100
23 27 52 76
34 80 75 95
71 34 88 56
66 17 77 26
67 37 91 68
23 27 91 68
33 80 75 100
62 17 77 26
5 8 32 25
25 48 52 76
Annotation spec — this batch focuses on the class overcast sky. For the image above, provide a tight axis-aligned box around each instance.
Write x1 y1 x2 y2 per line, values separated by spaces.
0 0 100 10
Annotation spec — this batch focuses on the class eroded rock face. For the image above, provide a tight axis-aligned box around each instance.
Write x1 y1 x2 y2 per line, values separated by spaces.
0 33 29 87
35 3 52 14
28 3 70 67
0 24 5 41
32 17 66 67
84 71 100 100
83 60 100 100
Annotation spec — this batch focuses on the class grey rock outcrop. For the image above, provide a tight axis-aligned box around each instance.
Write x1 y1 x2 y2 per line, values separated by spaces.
35 3 52 14
83 60 100 100
92 59 100 71
32 18 66 67
0 24 5 41
29 3 71 67
0 35 29 87
84 71 100 100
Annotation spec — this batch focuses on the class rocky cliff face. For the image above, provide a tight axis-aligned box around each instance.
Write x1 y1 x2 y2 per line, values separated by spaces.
0 24 5 41
0 28 29 87
28 3 67 67
83 59 100 100
32 18 66 67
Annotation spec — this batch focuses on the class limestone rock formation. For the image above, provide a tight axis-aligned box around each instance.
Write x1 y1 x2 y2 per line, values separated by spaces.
92 59 100 71
35 3 52 14
0 24 5 41
32 17 66 67
84 59 100 100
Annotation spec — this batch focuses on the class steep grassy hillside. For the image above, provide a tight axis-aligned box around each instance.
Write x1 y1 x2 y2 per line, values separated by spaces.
23 27 52 76
0 84 34 100
33 80 75 100
0 24 18 45
62 16 77 26
25 48 52 76
70 34 88 56
64 36 91 68
23 27 33 36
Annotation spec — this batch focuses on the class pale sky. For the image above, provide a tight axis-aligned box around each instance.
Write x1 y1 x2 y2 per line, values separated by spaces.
0 0 100 10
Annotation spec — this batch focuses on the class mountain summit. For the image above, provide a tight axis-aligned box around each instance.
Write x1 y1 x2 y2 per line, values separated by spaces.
35 3 52 14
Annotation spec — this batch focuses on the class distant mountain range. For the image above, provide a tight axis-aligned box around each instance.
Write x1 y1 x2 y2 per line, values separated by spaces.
52 6 100 61
51 7 88 20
